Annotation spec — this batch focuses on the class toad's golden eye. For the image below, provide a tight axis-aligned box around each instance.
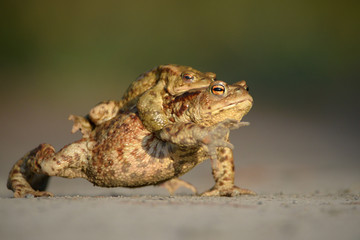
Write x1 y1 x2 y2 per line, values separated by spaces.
211 84 225 95
182 73 194 82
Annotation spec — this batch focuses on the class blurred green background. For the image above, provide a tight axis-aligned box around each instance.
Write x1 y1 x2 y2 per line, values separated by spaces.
0 0 359 196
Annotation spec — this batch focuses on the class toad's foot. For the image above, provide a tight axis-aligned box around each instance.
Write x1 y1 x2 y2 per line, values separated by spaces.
68 114 92 138
89 100 119 125
10 172 54 198
201 185 256 197
159 178 198 195
14 189 54 198
13 174 54 198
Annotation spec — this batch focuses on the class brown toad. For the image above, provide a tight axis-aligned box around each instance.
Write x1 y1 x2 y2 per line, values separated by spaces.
7 80 254 198
70 64 216 136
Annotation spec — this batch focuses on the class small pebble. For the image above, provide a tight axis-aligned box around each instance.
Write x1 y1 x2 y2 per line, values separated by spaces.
25 194 35 199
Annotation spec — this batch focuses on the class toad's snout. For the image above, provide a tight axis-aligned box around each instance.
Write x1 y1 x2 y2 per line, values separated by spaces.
234 80 249 91
233 81 253 103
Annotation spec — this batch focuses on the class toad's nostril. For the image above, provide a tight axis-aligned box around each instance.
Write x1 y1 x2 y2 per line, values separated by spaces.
235 87 243 93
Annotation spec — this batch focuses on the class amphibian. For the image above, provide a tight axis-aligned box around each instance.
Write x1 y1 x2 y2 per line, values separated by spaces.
70 64 216 136
7 80 254 198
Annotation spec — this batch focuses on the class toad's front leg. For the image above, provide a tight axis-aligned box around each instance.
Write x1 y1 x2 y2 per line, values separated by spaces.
201 146 255 197
158 119 254 197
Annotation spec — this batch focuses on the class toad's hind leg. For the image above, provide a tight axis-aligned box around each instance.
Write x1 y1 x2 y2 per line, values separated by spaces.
7 140 90 198
159 178 198 195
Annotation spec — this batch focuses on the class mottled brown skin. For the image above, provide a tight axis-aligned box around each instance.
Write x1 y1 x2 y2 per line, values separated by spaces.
70 64 216 135
7 81 254 198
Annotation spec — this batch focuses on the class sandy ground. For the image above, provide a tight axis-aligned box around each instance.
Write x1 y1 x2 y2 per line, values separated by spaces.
1 192 359 240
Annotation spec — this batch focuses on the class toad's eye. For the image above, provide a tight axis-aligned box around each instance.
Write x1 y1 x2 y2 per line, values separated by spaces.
211 84 225 95
182 73 194 82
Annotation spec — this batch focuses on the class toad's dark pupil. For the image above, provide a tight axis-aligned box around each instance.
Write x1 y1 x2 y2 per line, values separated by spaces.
213 87 224 92
183 74 193 80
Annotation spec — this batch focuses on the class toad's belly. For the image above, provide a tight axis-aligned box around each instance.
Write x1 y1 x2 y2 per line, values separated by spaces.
85 112 201 187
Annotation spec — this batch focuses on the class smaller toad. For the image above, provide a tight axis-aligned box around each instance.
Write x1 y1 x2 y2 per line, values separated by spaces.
70 64 216 136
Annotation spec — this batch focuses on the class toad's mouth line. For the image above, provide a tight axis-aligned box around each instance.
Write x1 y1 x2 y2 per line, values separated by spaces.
214 98 253 112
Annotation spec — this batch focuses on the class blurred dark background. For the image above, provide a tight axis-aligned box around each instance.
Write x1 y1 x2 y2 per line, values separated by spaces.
0 0 359 196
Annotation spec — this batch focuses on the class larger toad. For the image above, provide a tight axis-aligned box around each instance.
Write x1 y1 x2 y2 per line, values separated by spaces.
7 80 254 198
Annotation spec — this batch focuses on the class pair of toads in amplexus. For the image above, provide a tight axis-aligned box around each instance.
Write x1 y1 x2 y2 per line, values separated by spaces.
7 64 254 198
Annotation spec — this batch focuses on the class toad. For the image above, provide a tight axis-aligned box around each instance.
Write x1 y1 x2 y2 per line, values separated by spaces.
69 64 216 137
7 80 254 198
